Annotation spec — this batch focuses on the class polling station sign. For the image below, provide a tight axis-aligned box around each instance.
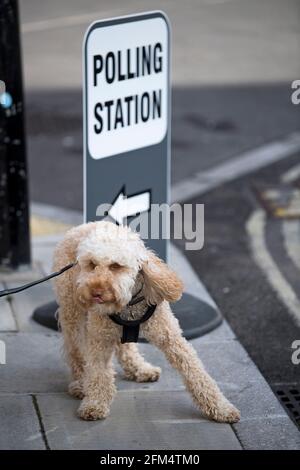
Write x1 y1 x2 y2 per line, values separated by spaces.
84 12 170 260
85 12 168 159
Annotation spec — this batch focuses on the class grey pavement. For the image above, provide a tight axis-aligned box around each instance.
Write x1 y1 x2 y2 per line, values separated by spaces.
0 213 299 450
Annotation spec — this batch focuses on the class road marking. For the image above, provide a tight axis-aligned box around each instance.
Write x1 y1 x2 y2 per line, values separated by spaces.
30 214 71 237
281 163 300 184
31 202 82 226
280 163 300 273
247 209 300 327
171 132 300 203
282 220 300 272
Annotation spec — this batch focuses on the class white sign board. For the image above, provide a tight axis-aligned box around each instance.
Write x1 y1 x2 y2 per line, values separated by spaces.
85 15 168 160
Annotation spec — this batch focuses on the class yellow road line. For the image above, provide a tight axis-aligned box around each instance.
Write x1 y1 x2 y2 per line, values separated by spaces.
30 215 72 237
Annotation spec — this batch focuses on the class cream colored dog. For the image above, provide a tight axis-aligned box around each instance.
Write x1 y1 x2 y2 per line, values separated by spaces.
53 221 240 423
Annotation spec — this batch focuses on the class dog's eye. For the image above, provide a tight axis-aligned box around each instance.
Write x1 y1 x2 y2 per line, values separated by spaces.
88 260 96 270
109 262 124 271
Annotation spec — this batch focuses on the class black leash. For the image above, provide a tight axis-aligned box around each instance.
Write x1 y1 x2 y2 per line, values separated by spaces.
0 262 156 344
0 262 76 298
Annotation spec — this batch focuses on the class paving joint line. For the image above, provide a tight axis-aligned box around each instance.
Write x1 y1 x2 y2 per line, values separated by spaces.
31 394 50 450
231 423 244 449
4 291 20 332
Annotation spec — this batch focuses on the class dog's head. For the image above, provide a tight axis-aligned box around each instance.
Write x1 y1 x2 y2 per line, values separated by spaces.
74 221 183 314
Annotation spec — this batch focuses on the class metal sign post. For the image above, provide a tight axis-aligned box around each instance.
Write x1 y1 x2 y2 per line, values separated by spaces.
84 12 170 260
0 0 30 269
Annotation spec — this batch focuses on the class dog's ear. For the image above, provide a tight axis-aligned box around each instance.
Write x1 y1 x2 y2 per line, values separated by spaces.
141 251 184 305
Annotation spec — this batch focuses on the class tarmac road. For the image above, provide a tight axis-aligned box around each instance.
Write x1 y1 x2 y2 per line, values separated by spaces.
175 153 300 389
25 84 300 209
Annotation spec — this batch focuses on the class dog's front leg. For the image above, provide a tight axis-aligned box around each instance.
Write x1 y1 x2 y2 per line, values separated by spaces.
59 303 86 399
142 303 240 423
78 314 117 421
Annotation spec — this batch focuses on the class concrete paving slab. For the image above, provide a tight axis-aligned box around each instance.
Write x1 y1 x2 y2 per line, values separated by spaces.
170 244 218 310
0 333 68 393
116 339 287 421
0 322 297 448
192 320 235 343
31 245 55 276
115 368 285 423
0 283 17 332
0 394 45 450
0 330 286 428
192 339 267 391
118 338 264 390
233 416 300 450
0 264 43 283
0 330 257 396
0 262 53 333
0 331 286 420
31 241 59 275
36 391 242 450
7 283 56 333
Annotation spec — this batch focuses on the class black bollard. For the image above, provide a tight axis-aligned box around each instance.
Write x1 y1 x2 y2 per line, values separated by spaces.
0 0 31 269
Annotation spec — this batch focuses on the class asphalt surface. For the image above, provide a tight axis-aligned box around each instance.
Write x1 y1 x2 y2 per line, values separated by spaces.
175 153 300 389
26 83 300 210
20 0 300 89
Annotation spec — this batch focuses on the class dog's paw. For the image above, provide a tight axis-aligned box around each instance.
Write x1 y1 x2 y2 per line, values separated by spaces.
68 380 84 399
135 365 161 383
125 365 161 383
208 399 240 424
77 399 110 421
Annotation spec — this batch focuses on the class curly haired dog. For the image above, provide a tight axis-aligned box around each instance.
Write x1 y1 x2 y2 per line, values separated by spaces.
53 221 240 423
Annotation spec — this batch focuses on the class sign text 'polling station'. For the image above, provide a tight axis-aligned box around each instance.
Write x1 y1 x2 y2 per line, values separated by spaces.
85 16 168 159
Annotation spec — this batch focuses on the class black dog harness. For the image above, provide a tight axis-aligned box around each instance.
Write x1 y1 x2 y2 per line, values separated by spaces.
110 304 156 343
109 281 156 343
0 262 156 343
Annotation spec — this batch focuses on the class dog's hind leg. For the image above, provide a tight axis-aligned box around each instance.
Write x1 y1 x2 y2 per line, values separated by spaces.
116 343 161 383
142 303 240 424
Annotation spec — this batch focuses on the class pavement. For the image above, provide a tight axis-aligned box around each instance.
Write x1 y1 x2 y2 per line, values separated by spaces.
1 206 300 450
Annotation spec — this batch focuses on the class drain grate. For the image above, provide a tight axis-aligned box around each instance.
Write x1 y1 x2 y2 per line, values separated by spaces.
274 386 300 429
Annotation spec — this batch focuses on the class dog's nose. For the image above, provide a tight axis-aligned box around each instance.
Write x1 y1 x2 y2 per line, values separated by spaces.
91 289 105 304
92 289 103 297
